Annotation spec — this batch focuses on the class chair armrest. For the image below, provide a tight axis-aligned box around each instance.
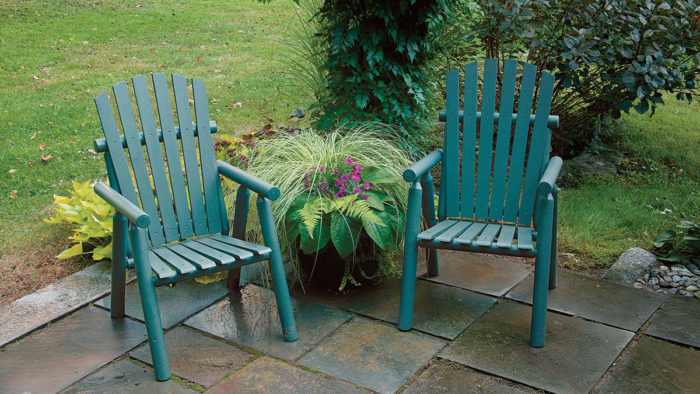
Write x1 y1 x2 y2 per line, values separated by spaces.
217 160 281 201
403 149 443 182
537 156 563 195
94 182 150 228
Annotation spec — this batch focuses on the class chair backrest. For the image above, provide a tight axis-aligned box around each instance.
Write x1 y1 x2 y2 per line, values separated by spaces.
93 74 227 247
438 59 556 228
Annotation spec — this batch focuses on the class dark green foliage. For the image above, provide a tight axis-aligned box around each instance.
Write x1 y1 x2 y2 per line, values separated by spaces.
461 0 699 156
653 221 700 262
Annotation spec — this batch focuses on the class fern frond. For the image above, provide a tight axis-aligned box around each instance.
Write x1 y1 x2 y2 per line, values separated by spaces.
330 195 384 226
298 198 329 238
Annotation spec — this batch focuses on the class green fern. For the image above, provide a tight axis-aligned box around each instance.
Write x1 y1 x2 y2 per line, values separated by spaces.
329 195 384 227
298 198 330 238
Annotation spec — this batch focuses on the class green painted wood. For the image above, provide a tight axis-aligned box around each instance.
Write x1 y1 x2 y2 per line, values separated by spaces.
474 223 501 246
209 234 271 255
437 110 558 127
194 237 254 261
180 239 235 265
531 194 554 347
474 59 499 219
417 220 458 242
132 75 179 243
192 78 222 234
495 224 516 248
152 73 194 239
150 247 197 275
399 181 423 331
460 61 479 219
165 243 217 270
517 226 534 251
503 63 538 223
421 172 440 277
113 82 165 246
172 74 208 235
444 68 460 218
489 59 518 221
519 71 555 225
147 251 178 282
434 221 472 243
93 120 218 153
453 222 487 244
111 213 127 319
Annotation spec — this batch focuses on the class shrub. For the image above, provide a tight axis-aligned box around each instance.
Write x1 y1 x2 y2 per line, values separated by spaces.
653 221 700 263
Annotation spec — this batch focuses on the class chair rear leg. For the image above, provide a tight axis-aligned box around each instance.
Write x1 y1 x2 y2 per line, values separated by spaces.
530 195 554 348
549 188 559 290
129 226 171 381
399 182 422 331
257 196 298 342
111 214 128 319
421 173 439 277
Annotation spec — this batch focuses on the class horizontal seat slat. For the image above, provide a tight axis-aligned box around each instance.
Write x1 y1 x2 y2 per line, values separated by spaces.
148 251 177 281
417 220 458 241
517 226 534 251
166 243 218 270
180 239 236 265
474 223 501 246
454 222 487 244
209 234 271 255
434 221 472 243
151 246 197 275
496 225 517 248
194 237 255 261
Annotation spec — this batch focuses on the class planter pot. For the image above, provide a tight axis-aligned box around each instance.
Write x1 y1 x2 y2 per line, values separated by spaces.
298 240 379 291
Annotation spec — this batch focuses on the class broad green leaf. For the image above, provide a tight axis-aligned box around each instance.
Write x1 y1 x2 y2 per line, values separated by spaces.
330 212 361 258
300 215 331 254
92 241 112 260
363 210 392 249
57 243 83 259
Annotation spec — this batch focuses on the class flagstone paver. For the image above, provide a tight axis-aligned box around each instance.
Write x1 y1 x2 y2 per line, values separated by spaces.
298 317 445 393
645 295 700 348
596 336 699 393
439 300 634 393
97 279 229 329
338 278 495 339
0 261 125 347
208 356 365 393
403 361 535 394
0 307 147 393
64 359 194 393
131 326 253 388
422 251 532 296
184 284 352 361
507 269 666 331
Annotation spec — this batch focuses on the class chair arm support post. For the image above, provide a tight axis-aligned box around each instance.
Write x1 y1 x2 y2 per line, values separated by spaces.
537 156 563 195
403 149 443 183
398 181 423 330
111 213 128 319
94 182 150 228
232 186 251 239
218 160 280 201
420 173 439 276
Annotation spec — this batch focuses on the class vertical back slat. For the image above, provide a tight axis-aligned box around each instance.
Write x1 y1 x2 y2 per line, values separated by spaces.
444 68 460 218
518 71 555 225
152 73 194 239
192 78 222 234
503 63 537 223
460 61 479 219
489 59 518 221
474 58 499 219
132 75 179 244
172 74 208 236
112 82 165 246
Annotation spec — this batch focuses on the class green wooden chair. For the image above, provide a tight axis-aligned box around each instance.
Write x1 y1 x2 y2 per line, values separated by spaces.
92 74 298 381
398 59 563 347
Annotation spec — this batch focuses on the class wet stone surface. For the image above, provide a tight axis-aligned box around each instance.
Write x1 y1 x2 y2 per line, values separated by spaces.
338 278 495 339
208 356 364 394
423 251 532 297
596 336 699 393
184 284 352 361
439 300 634 393
0 307 147 393
507 269 665 331
130 326 253 388
403 361 535 394
64 359 194 393
0 261 122 347
298 317 444 393
645 295 700 348
97 279 229 329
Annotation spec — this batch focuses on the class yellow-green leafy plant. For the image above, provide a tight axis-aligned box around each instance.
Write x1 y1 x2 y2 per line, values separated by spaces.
45 180 114 260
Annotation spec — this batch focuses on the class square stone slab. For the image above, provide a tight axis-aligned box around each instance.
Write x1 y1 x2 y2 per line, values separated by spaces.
64 359 194 393
439 300 634 393
0 307 147 393
507 269 665 331
97 279 229 329
645 295 700 348
184 284 352 361
209 356 364 393
298 317 445 393
337 278 495 339
0 261 129 347
596 336 699 393
403 361 535 394
131 326 253 388
423 250 532 296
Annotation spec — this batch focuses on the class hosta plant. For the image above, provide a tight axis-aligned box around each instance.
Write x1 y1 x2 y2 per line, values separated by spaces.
653 221 700 263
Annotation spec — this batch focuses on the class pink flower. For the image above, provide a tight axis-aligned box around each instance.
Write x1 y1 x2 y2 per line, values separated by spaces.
363 181 371 190
335 179 343 186
336 191 344 198
319 166 325 172
345 157 353 164
361 194 368 200
351 173 361 183
333 170 339 175
322 181 328 187
341 173 349 182
339 185 346 192
353 186 361 194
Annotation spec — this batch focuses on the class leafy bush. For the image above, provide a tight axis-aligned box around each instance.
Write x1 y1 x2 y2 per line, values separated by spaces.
653 221 700 262
44 181 114 260
458 0 699 156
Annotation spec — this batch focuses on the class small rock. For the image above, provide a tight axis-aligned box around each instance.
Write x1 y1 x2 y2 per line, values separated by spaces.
671 282 679 288
679 290 693 297
603 247 658 286
692 269 700 276
633 282 645 289
668 288 678 295
695 291 700 299
660 265 669 271
664 275 673 283
650 277 659 286
686 285 699 292
687 263 699 271
644 273 650 281
660 281 671 288
653 284 661 290
671 265 693 276
673 275 682 282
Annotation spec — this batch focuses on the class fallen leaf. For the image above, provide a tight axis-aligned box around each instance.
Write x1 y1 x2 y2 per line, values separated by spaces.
195 56 201 63
9 190 17 199
8 169 16 174
39 143 46 150
210 98 219 104
40 154 53 162
49 121 53 127
246 100 252 104
233 101 242 108
87 149 97 155
33 75 39 80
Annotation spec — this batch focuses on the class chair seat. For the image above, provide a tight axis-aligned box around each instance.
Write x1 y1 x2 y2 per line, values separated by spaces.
417 219 536 257
132 234 272 286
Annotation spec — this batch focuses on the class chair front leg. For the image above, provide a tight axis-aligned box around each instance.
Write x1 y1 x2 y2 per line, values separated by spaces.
257 196 298 342
549 186 559 290
129 226 170 381
399 181 422 331
530 194 554 348
420 173 439 277
227 185 251 290
110 214 128 319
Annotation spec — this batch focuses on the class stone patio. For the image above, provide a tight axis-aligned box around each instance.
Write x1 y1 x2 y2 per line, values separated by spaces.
1 250 697 393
